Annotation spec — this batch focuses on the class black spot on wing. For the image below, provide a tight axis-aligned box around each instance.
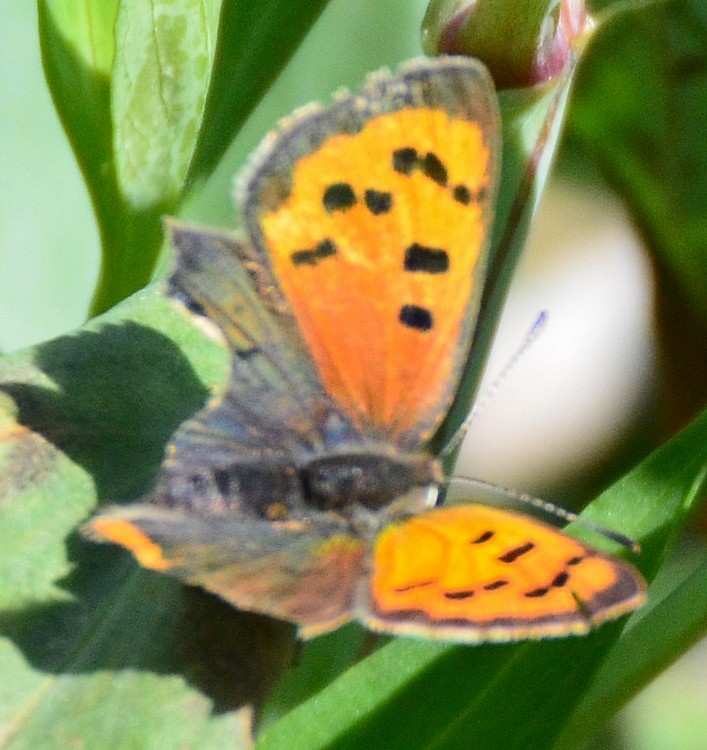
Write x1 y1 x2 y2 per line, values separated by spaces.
525 586 550 598
498 542 535 564
552 571 569 588
452 184 472 205
522 561 580 599
364 189 393 215
444 589 475 600
392 148 449 187
291 239 337 267
392 147 418 174
394 580 434 593
392 147 460 199
403 244 449 274
421 152 448 187
484 579 509 591
323 183 356 212
399 304 433 332
471 530 495 544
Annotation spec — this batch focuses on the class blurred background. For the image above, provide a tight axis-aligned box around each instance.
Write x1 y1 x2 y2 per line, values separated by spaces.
0 3 703 748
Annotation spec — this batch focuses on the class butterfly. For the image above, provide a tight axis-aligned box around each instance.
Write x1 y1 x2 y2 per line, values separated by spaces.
84 56 646 642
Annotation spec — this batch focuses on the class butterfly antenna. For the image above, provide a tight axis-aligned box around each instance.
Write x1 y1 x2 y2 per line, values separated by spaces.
440 311 548 460
452 476 641 553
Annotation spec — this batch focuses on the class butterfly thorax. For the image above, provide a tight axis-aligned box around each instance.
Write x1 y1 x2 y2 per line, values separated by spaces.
157 436 442 524
300 449 442 514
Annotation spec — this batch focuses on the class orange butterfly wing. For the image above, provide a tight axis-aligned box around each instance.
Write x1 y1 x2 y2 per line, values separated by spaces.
240 58 500 448
365 505 646 641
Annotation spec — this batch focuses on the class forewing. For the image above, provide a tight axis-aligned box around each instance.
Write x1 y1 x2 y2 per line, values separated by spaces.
167 221 344 451
239 57 500 449
159 223 356 516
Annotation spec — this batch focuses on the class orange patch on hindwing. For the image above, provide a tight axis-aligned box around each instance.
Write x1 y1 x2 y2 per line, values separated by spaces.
89 518 174 572
369 505 646 639
260 109 492 440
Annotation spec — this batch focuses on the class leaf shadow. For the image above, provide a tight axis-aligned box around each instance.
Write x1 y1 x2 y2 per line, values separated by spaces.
0 320 296 715
1 321 211 502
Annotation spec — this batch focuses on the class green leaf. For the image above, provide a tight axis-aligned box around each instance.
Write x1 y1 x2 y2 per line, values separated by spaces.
112 0 222 209
38 0 333 316
188 0 332 182
0 291 263 748
38 1 185 314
